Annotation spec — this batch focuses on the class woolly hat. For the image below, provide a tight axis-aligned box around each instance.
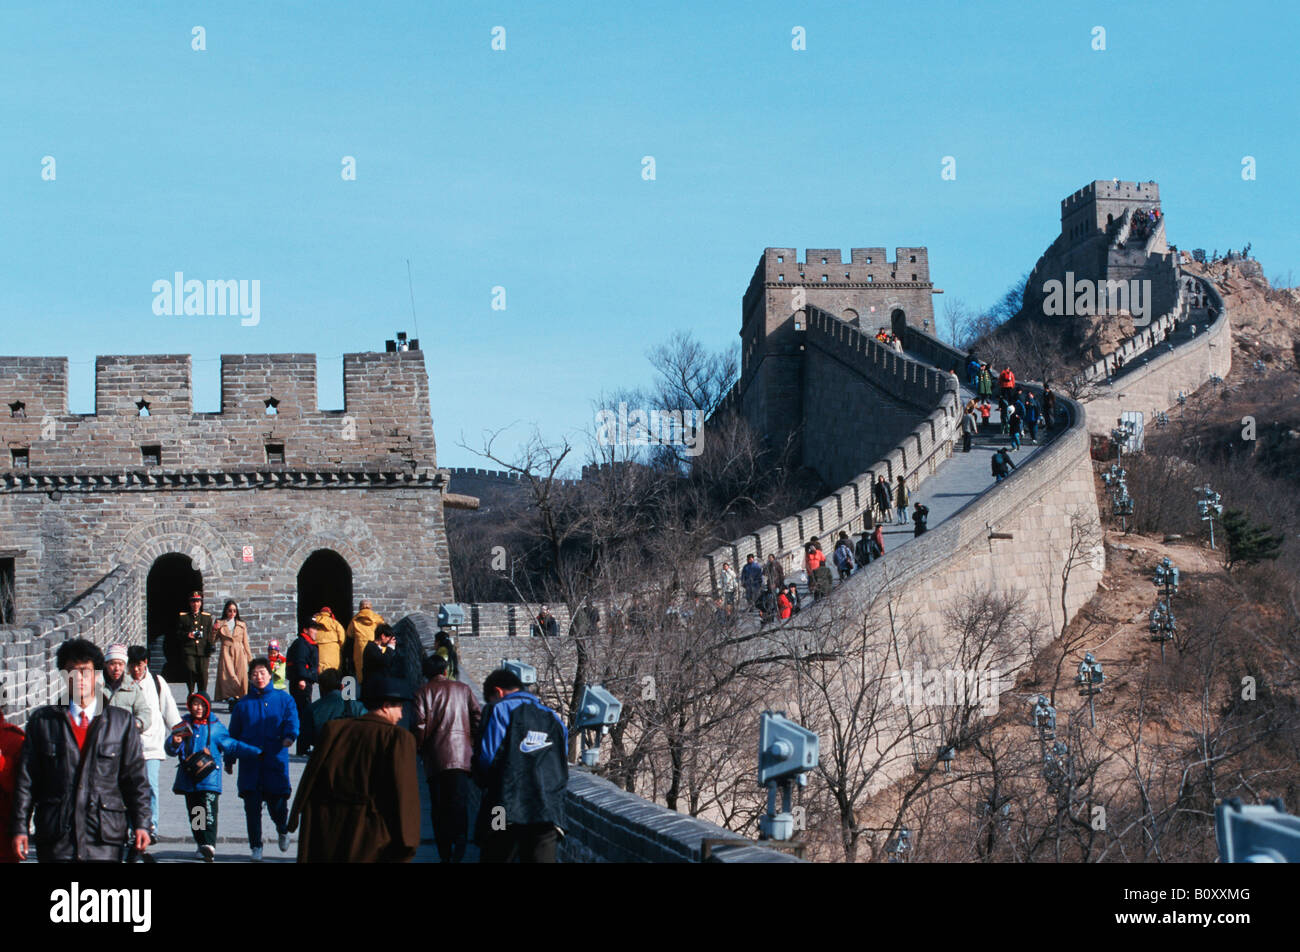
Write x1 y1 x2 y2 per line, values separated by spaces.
105 643 129 663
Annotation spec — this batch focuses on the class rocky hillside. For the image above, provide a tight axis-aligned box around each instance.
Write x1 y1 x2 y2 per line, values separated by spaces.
1183 258 1300 371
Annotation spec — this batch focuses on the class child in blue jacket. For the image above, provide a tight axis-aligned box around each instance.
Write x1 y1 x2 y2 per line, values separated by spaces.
166 691 260 862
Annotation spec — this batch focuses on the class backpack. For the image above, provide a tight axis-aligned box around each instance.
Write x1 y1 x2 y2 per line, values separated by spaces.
834 543 853 570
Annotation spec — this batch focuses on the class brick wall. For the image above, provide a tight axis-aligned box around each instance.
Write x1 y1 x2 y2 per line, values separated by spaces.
0 350 436 471
0 486 453 655
780 388 1102 800
0 566 141 725
1082 280 1231 434
560 769 803 863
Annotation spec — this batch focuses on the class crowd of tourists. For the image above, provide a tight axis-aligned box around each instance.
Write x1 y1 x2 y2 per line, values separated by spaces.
2 594 570 865
713 352 1063 625
1127 206 1161 243
874 328 904 352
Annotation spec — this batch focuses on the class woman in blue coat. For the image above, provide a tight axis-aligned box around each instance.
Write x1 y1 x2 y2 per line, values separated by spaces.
166 691 261 862
228 658 299 861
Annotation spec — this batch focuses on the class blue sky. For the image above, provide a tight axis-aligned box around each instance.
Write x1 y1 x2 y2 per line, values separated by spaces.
2 1 1296 470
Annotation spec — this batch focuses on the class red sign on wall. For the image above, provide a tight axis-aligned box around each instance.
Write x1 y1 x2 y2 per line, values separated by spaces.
242 546 254 563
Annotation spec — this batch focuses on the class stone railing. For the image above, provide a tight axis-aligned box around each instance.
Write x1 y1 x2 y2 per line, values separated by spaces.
454 602 573 638
0 566 142 724
561 769 803 862
1082 276 1231 434
1076 297 1185 386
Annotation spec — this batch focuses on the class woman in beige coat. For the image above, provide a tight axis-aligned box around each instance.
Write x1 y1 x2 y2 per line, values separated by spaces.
214 599 252 702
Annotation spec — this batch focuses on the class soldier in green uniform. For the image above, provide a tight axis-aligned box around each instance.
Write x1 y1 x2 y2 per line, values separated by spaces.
176 591 216 695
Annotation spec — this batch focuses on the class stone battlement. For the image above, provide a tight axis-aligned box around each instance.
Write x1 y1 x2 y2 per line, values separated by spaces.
0 350 437 472
757 247 931 284
1061 180 1161 213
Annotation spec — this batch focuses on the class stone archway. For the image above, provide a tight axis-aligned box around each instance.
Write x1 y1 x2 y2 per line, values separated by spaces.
117 516 237 675
146 553 203 680
891 308 907 336
117 515 237 580
297 549 354 631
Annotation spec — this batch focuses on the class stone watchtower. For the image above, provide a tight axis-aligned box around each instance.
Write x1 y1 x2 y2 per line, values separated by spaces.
1026 180 1178 323
0 348 454 679
735 246 935 463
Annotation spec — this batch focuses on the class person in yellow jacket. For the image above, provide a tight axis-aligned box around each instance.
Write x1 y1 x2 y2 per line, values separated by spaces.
310 606 348 679
347 599 386 684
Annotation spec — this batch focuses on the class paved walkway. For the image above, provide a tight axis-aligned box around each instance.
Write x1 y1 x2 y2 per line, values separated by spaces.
1106 305 1213 385
772 353 1055 605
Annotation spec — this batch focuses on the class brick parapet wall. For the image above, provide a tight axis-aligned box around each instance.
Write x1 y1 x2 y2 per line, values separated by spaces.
0 351 437 472
772 385 1102 798
0 566 141 725
1081 277 1231 434
560 769 803 863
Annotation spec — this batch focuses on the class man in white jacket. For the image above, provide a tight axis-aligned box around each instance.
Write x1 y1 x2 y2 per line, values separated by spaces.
127 645 182 843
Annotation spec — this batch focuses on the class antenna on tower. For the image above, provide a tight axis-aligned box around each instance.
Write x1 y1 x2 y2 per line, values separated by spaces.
405 258 421 343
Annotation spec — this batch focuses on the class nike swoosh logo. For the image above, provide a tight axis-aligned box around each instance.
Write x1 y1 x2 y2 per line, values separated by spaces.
520 739 552 753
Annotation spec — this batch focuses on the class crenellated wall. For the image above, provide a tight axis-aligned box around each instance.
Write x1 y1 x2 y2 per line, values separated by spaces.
0 351 436 471
737 245 938 461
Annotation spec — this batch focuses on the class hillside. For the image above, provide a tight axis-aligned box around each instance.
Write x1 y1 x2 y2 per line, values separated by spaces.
814 258 1300 862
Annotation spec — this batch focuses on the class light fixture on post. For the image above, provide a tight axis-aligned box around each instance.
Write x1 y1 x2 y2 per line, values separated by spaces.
1076 652 1104 729
574 684 622 767
1149 601 1177 661
1196 485 1222 550
756 710 819 842
1032 694 1057 757
886 825 912 863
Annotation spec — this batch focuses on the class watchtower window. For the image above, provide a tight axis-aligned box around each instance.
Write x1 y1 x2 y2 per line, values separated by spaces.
266 443 285 465
821 257 827 264
912 274 918 281
845 273 850 279
8 401 24 418
866 257 872 263
821 275 828 282
10 448 29 468
264 397 279 416
909 255 916 263
141 445 162 467
0 557 14 624
776 255 783 263
867 275 873 282
778 274 784 282
136 399 151 417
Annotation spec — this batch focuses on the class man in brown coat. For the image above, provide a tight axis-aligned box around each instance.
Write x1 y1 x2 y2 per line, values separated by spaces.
411 655 482 862
287 676 421 863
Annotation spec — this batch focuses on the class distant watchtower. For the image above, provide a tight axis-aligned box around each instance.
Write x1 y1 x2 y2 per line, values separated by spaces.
1026 179 1177 324
736 246 935 460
